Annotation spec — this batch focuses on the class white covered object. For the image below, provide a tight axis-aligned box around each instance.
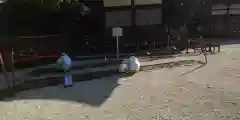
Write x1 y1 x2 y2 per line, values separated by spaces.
64 75 73 86
128 56 140 72
119 59 128 73
56 55 72 70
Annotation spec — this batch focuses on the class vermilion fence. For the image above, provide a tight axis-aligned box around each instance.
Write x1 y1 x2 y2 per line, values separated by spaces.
13 35 63 63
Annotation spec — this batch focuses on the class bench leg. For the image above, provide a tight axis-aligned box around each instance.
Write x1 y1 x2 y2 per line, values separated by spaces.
201 47 205 53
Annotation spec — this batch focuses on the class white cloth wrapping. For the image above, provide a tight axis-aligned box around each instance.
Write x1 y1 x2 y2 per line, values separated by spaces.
118 56 140 73
119 59 128 73
128 56 140 72
56 55 72 71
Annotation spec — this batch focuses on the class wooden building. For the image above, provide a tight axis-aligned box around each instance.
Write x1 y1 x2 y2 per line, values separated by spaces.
203 0 240 38
103 0 165 53
0 0 165 56
76 0 165 54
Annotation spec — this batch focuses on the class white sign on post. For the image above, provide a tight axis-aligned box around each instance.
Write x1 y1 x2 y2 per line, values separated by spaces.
112 27 122 37
112 27 122 58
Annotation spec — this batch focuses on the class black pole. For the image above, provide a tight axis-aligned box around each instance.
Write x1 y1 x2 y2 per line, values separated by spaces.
131 0 136 27
131 0 138 52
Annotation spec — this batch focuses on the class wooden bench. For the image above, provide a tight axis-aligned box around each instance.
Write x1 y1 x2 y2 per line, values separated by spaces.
187 38 220 53
205 42 220 52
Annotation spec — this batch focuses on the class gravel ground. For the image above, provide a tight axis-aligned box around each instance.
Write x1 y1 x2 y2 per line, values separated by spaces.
0 44 240 120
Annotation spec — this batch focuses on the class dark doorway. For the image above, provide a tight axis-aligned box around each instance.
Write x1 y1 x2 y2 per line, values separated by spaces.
69 1 105 56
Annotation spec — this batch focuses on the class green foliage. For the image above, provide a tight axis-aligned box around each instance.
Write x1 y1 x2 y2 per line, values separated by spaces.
163 0 202 27
57 0 72 4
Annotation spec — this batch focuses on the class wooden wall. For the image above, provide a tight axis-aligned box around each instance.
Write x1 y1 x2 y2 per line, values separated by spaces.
203 0 240 38
104 1 165 53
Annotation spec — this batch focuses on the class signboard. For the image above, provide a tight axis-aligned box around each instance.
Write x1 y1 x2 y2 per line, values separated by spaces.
112 27 122 37
112 27 122 58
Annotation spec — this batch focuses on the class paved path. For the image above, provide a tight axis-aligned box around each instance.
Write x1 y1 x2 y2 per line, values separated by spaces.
0 51 205 90
0 44 239 120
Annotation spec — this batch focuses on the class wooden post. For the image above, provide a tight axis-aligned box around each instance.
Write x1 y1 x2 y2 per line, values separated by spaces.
153 40 156 50
11 48 16 88
3 50 13 72
2 49 14 87
131 0 137 52
0 52 10 88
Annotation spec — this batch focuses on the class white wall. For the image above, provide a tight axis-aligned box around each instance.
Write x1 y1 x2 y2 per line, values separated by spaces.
106 8 161 27
136 8 161 25
229 4 240 15
103 0 162 7
211 10 227 15
212 4 227 10
211 4 228 15
211 4 240 15
106 10 131 27
230 4 240 9
135 0 162 5
104 0 162 27
103 0 130 7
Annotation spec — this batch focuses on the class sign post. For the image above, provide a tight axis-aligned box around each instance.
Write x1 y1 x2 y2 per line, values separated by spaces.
116 36 119 58
112 27 122 59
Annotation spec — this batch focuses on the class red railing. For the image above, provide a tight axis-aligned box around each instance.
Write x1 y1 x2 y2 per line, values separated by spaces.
14 55 59 62
13 48 60 62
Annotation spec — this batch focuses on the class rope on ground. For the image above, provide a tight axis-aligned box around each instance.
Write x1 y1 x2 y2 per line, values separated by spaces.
180 38 208 76
200 38 208 64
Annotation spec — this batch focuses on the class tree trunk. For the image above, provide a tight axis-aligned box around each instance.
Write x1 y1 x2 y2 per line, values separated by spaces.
2 50 14 88
0 52 10 89
11 48 16 87
3 50 13 73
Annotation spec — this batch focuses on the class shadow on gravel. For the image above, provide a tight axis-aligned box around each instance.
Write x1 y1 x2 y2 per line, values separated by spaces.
30 59 121 76
0 60 204 106
0 71 134 106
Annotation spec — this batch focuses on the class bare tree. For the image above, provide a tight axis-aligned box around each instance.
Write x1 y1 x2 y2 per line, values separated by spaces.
0 52 10 89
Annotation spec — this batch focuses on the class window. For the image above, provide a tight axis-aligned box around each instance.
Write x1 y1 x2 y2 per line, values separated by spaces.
229 4 240 15
136 8 161 26
106 10 131 27
211 4 228 15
